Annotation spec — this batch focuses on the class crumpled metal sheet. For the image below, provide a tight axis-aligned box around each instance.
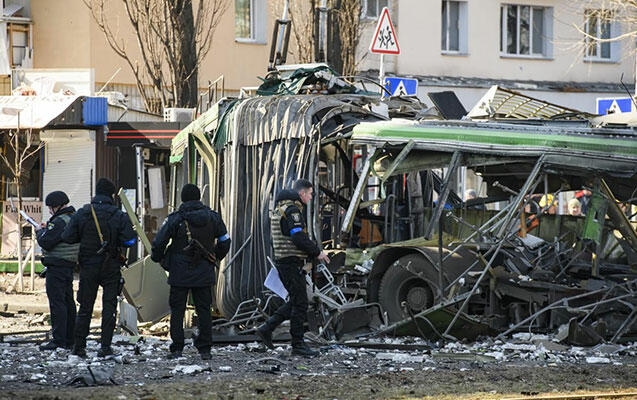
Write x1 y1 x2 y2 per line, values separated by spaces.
213 94 383 317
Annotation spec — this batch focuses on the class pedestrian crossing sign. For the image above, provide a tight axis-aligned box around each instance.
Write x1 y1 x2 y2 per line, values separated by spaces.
596 97 634 115
384 77 418 96
369 7 400 55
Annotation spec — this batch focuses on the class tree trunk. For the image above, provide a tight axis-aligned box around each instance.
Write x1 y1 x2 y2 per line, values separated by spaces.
174 0 199 108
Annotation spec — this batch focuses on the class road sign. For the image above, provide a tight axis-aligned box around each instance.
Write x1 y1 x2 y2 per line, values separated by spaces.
384 77 418 96
596 97 634 115
369 7 400 55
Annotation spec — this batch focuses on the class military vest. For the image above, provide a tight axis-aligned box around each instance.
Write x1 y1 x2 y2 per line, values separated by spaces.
271 199 308 260
42 213 80 263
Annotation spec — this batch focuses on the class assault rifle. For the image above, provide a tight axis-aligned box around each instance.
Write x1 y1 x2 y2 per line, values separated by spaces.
183 238 217 264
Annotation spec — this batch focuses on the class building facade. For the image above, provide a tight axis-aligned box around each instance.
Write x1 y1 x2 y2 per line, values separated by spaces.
4 1 627 113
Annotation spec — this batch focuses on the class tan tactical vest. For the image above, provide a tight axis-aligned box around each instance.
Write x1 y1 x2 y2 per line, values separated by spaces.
271 199 309 260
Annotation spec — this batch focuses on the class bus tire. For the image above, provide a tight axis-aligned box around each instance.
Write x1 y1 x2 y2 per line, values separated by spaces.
378 254 436 323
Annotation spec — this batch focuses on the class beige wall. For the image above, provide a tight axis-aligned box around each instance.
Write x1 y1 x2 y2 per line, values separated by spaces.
32 0 93 68
385 0 635 83
199 4 272 92
31 0 273 94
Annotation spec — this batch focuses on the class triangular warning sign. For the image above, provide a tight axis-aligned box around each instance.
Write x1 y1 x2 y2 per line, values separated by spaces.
608 100 623 114
392 80 407 96
369 7 400 55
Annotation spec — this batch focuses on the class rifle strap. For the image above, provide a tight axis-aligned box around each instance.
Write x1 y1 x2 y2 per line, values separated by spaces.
90 205 105 245
184 220 193 242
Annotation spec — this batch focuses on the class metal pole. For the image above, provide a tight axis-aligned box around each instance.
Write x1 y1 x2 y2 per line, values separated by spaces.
16 112 22 292
276 0 289 60
30 227 35 289
379 54 385 97
134 145 145 259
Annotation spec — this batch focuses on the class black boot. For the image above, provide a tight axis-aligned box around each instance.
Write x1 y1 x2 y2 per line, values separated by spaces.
255 325 274 349
292 342 319 357
71 345 87 358
97 347 114 357
39 341 59 351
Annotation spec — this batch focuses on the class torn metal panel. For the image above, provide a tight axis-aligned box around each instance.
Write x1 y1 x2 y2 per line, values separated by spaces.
206 94 403 318
466 85 593 120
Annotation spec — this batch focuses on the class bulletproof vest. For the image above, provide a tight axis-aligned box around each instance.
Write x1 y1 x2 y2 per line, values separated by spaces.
41 213 80 263
271 199 309 260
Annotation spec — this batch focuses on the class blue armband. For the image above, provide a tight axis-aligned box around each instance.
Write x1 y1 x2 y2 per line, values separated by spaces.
122 238 137 247
289 227 302 235
218 233 230 242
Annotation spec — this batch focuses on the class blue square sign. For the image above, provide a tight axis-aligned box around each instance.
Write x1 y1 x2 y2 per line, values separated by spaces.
596 97 634 115
384 77 418 97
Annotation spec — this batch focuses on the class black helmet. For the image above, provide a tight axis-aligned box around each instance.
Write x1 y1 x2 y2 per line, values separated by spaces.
45 191 70 207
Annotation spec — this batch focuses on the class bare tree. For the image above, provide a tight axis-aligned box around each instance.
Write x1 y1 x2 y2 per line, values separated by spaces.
84 0 229 113
570 1 637 61
0 125 44 291
273 0 362 76
334 0 361 77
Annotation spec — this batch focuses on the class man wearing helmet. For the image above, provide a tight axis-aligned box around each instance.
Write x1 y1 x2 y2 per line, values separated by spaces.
36 191 80 351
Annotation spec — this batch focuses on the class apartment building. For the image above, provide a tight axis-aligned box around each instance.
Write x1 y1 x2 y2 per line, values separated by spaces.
1 0 633 113
367 0 635 112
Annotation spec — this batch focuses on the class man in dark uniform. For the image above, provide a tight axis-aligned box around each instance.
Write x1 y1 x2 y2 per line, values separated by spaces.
150 184 231 360
37 191 80 351
256 179 330 357
62 178 137 358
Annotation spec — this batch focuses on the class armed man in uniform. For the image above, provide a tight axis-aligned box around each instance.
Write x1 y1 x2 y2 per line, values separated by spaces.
62 178 137 358
151 183 231 360
256 179 330 357
37 191 80 351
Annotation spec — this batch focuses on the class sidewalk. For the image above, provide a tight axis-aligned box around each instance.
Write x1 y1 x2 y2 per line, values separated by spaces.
0 272 102 316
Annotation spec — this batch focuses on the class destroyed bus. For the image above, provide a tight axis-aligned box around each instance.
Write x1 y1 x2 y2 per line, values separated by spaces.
129 67 637 344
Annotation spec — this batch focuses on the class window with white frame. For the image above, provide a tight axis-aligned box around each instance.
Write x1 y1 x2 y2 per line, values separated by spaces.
362 0 388 19
500 4 552 57
584 9 618 61
235 0 266 43
441 1 468 54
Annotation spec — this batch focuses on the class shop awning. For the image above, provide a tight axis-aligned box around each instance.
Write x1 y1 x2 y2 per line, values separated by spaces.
0 95 78 129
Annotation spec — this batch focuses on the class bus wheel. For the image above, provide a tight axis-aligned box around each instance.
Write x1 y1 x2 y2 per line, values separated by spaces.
378 254 436 323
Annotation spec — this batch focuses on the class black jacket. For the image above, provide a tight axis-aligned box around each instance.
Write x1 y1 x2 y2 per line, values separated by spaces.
36 205 79 268
150 200 231 287
275 189 321 258
62 194 137 266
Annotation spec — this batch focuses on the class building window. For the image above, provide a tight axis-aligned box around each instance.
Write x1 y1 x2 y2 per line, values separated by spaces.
362 0 388 19
584 9 617 61
235 0 265 43
500 4 552 57
441 1 467 54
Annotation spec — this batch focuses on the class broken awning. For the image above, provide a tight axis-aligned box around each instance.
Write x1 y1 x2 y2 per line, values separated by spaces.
466 85 593 120
0 95 79 129
107 122 186 147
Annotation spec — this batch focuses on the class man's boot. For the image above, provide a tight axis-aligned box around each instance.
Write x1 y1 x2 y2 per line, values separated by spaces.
97 347 115 357
71 345 87 358
255 325 275 349
291 341 319 357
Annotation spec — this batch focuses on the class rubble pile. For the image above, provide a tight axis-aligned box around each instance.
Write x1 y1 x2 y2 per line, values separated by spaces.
1 331 635 390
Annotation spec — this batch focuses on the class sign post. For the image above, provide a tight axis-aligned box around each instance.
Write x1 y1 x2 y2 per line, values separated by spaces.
369 7 400 96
